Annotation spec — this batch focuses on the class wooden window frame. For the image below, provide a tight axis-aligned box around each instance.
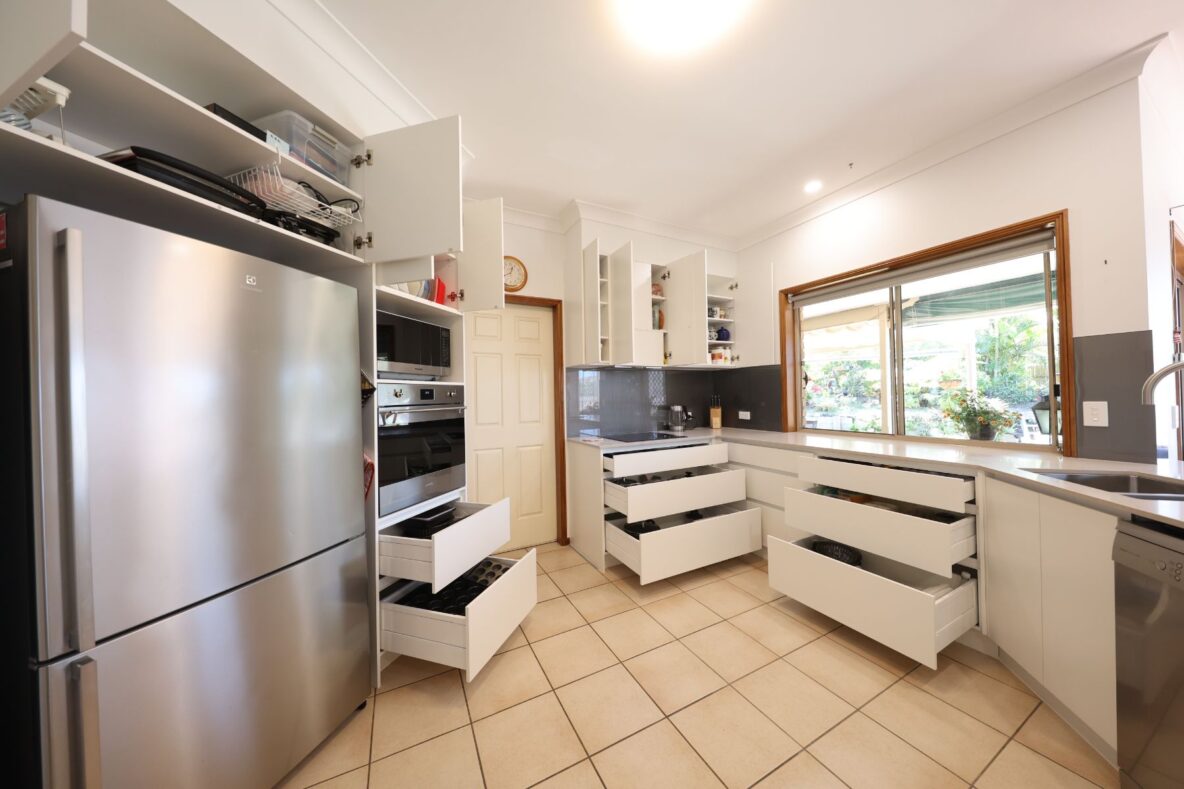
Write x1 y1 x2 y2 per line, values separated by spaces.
779 210 1077 456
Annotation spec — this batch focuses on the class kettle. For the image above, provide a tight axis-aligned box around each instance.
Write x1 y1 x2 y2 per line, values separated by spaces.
667 404 694 432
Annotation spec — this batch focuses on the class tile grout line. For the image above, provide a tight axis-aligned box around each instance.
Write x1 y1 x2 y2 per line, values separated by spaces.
968 702 1044 787
520 629 600 786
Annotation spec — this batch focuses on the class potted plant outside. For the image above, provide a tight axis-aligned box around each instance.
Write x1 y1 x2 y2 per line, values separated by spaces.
941 389 1019 441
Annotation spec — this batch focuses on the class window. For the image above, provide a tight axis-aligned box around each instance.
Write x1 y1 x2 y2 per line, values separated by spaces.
785 215 1073 452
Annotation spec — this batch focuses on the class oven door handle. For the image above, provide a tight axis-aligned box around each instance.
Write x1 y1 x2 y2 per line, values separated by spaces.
379 406 467 426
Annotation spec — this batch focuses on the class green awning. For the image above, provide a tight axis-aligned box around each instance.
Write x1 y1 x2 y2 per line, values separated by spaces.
903 272 1053 325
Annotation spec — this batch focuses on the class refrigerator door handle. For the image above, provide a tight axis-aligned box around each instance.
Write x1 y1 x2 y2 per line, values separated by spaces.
59 228 96 652
68 656 103 788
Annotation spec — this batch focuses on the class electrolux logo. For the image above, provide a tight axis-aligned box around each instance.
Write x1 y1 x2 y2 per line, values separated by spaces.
242 273 262 293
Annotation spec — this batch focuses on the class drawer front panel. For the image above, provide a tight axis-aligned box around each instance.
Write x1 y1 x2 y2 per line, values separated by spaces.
604 505 761 584
377 498 511 591
753 501 811 547
603 442 728 476
604 468 745 522
797 456 975 513
727 442 805 474
768 537 977 668
740 465 811 507
784 488 975 576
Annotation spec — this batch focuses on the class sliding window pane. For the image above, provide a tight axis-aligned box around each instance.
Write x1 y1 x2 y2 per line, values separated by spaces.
799 289 891 433
900 254 1055 444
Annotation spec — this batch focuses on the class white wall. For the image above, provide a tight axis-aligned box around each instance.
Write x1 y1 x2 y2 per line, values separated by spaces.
502 210 565 301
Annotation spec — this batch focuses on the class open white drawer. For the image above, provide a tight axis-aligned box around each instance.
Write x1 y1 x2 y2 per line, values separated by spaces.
604 466 745 523
797 455 975 513
604 503 761 584
603 442 728 476
380 549 537 681
768 536 977 669
784 487 975 576
378 498 510 592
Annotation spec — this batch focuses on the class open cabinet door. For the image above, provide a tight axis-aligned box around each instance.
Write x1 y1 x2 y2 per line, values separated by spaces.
0 0 84 109
355 116 462 274
665 250 708 365
583 241 602 364
609 242 634 363
457 197 504 312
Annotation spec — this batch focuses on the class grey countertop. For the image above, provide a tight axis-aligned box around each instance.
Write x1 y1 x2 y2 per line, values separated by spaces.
568 428 1184 528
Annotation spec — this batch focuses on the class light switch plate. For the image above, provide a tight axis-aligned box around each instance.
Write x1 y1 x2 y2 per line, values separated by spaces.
738 410 751 421
1083 401 1109 427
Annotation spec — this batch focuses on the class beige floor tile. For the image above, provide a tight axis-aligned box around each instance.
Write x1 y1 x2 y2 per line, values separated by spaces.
533 626 620 688
568 583 638 622
1015 704 1119 788
367 726 483 788
769 598 841 634
535 759 605 788
557 664 664 753
551 563 612 594
709 556 753 578
377 656 449 693
725 567 784 603
306 766 368 789
538 572 564 602
592 608 674 660
539 546 592 572
810 713 965 788
625 641 726 714
495 626 528 655
730 604 822 655
940 641 1034 694
522 596 588 642
734 661 853 745
535 541 564 554
276 706 372 788
976 741 1097 789
592 720 723 789
473 693 587 789
687 579 763 618
755 752 845 788
672 687 800 789
785 637 897 707
602 563 636 581
666 566 726 591
613 575 681 604
863 680 1008 783
741 551 768 565
905 656 1039 735
826 627 917 676
643 592 721 637
681 620 778 682
463 645 551 720
371 671 470 760
497 547 531 560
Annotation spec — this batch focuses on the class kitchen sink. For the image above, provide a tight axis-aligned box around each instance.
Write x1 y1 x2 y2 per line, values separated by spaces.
1030 471 1184 500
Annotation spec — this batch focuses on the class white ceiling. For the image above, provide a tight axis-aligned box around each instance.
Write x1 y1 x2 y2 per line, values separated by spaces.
323 0 1184 241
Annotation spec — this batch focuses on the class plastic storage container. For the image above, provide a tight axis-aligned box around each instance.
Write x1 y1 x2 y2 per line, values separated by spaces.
253 110 352 185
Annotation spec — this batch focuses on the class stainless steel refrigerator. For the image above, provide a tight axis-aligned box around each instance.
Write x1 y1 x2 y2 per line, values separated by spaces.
1 196 370 788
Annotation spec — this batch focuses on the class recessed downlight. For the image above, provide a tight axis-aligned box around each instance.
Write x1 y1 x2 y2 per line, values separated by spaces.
804 179 823 194
612 0 756 58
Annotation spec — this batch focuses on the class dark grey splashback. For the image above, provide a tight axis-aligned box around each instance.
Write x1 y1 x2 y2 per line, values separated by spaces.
1074 330 1158 462
566 365 784 436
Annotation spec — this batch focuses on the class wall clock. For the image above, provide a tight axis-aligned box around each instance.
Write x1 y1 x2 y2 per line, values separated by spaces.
503 255 528 292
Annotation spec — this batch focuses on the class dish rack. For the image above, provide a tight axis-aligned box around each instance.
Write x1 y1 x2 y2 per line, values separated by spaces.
228 163 361 228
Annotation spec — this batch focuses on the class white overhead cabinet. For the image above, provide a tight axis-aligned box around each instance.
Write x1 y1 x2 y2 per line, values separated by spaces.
610 242 664 366
452 196 505 312
582 240 611 364
662 250 739 367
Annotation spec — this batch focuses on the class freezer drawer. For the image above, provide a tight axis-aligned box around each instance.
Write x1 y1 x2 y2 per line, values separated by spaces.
767 536 977 669
38 537 370 789
604 503 761 584
602 442 727 476
784 487 976 576
797 456 975 513
380 550 537 681
604 467 745 523
379 498 510 591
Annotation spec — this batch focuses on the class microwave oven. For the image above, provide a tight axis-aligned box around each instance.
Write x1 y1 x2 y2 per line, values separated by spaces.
376 311 451 378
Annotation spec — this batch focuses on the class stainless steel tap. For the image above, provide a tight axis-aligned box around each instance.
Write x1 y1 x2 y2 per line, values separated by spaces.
1141 359 1184 404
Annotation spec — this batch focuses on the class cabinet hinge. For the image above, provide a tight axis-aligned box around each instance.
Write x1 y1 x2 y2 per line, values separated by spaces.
447 289 463 303
661 271 671 280
353 232 373 251
729 282 739 291
351 149 373 168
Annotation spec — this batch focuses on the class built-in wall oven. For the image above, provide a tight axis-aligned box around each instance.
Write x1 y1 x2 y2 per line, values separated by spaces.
377 382 466 517
376 311 451 379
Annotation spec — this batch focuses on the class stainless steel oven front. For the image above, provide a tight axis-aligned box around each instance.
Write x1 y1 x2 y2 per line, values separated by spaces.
377 383 466 517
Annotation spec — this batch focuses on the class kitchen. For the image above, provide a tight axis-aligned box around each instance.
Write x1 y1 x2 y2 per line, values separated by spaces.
3 1 1184 788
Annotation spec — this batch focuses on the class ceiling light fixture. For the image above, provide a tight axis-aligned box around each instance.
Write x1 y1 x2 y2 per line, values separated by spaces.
804 179 823 194
612 0 756 58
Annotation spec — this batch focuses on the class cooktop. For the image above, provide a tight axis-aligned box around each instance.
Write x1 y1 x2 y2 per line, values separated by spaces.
602 432 682 442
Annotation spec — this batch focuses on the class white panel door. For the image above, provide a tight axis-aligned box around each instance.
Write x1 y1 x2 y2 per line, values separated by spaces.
457 197 505 312
982 478 1044 682
0 0 84 109
665 250 708 365
356 116 462 268
466 303 558 549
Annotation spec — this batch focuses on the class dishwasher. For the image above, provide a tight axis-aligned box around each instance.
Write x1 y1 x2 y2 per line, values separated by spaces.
1113 519 1184 788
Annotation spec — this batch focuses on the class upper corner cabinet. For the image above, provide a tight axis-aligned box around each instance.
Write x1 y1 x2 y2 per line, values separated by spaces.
350 115 463 277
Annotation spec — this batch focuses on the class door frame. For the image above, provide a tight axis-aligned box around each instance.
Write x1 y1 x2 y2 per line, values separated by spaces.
1170 221 1184 458
504 295 568 545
